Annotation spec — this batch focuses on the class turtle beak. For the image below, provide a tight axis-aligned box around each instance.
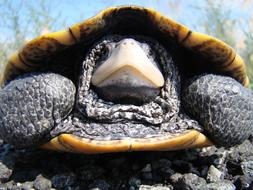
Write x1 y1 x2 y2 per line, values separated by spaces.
91 38 165 104
91 38 164 87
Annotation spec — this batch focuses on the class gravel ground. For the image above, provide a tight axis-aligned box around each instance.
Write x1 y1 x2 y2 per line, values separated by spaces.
0 136 252 190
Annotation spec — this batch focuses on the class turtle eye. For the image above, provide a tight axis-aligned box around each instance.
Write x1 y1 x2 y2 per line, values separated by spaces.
105 42 116 55
100 45 109 60
99 42 115 61
94 42 116 69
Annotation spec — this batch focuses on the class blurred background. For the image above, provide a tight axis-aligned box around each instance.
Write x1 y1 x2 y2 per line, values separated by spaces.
1 0 253 88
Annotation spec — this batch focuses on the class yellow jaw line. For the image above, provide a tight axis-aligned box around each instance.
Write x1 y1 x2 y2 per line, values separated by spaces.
91 38 165 87
41 130 213 154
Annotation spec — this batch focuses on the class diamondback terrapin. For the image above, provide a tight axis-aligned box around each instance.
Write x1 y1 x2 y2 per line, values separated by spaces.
0 6 252 153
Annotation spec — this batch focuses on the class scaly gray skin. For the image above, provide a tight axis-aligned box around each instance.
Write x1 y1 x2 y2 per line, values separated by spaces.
0 73 76 146
182 74 253 147
0 35 252 148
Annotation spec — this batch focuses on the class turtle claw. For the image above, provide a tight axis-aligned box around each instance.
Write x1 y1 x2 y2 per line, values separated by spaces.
182 74 253 148
0 73 76 148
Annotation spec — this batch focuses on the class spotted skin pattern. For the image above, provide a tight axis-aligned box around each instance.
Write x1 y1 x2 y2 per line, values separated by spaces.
182 74 253 147
0 73 76 147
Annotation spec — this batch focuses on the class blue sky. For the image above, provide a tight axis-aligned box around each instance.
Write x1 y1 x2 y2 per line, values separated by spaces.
2 0 202 41
36 0 253 30
47 0 199 28
1 0 253 45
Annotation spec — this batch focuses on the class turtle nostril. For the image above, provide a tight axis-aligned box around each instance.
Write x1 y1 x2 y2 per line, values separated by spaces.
120 39 136 46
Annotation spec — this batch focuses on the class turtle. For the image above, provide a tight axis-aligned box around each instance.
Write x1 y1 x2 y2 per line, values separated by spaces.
0 5 252 154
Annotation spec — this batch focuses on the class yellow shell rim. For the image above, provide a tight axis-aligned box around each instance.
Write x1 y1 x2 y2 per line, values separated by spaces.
41 129 213 153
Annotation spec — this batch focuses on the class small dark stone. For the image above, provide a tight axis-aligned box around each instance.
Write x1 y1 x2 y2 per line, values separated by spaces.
172 160 191 173
80 165 105 181
0 146 15 183
51 173 76 189
200 166 209 177
152 159 171 170
129 177 142 189
141 164 152 173
34 174 52 190
0 161 13 183
188 163 201 176
88 179 110 190
183 150 199 161
226 161 243 176
152 159 174 180
233 175 253 190
141 164 153 180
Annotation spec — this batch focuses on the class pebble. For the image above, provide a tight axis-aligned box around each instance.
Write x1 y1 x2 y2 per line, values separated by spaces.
20 181 34 190
152 159 174 180
139 184 172 190
0 180 15 190
51 173 76 189
0 148 15 183
171 173 206 190
0 161 13 182
141 164 153 179
228 140 253 162
129 177 141 189
204 180 236 190
141 164 152 173
169 173 183 184
34 175 52 190
206 165 223 182
200 166 209 177
89 179 110 190
234 175 253 190
241 161 253 177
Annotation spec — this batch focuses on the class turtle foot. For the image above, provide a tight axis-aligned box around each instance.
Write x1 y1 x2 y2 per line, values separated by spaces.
182 74 253 147
0 73 75 148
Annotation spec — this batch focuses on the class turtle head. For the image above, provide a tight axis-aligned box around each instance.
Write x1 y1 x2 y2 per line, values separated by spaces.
91 37 165 105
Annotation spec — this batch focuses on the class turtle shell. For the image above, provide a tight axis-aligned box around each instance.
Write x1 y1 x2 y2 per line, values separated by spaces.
1 6 249 153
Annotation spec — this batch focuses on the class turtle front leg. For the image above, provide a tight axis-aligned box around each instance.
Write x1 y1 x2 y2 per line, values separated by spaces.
182 74 253 148
0 73 76 148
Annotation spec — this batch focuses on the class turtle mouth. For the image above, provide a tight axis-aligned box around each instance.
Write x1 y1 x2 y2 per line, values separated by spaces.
91 38 164 105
